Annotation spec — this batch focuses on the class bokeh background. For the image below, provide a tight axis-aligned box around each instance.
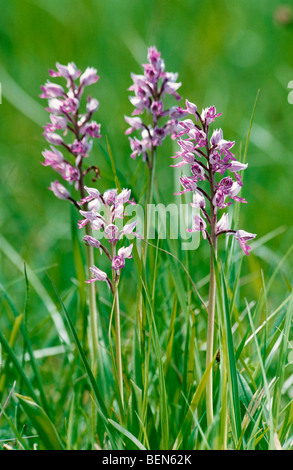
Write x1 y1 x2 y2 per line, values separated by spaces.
1 0 293 324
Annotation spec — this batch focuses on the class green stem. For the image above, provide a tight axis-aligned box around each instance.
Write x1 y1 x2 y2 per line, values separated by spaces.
83 223 100 448
139 148 156 365
69 90 100 374
142 148 156 266
84 223 99 374
114 283 124 409
78 160 100 375
112 247 124 410
206 155 217 428
219 334 228 450
137 151 159 437
206 239 217 427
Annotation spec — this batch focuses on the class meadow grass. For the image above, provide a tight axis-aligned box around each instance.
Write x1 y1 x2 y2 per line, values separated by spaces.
0 130 292 450
0 0 293 451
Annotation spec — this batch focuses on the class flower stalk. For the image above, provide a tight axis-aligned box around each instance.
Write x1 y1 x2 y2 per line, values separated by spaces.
206 161 218 426
85 229 100 371
171 99 257 426
126 46 185 254
111 246 124 408
79 186 140 411
40 62 102 373
126 47 185 352
143 147 156 264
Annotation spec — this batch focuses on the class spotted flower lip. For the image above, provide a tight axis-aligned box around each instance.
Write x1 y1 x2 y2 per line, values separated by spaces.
190 190 206 210
191 163 205 180
112 255 125 271
187 215 207 239
187 128 207 147
232 230 257 256
200 106 222 125
111 244 134 271
129 136 150 160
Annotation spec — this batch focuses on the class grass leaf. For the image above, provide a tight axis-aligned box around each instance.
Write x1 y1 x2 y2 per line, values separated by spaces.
15 394 64 450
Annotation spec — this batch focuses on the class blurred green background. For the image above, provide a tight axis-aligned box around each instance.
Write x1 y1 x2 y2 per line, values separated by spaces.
0 0 293 318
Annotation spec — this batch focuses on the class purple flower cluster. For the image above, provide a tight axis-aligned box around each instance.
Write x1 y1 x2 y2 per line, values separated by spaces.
78 186 140 288
125 46 186 162
173 99 256 255
40 62 102 200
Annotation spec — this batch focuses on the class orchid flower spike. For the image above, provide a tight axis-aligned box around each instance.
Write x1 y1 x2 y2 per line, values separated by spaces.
78 187 140 285
172 100 256 255
40 62 102 204
125 46 187 163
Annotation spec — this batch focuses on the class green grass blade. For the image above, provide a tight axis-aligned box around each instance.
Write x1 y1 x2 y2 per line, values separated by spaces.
70 204 87 340
15 393 64 450
211 246 242 444
141 278 169 449
243 88 260 165
108 419 147 450
272 291 293 426
0 314 23 393
107 290 125 422
0 234 71 345
0 64 47 126
173 351 217 449
48 276 106 415
164 294 177 374
0 408 29 450
0 282 50 416
47 274 118 447
221 270 242 442
218 334 228 450
0 327 38 404
246 300 275 449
